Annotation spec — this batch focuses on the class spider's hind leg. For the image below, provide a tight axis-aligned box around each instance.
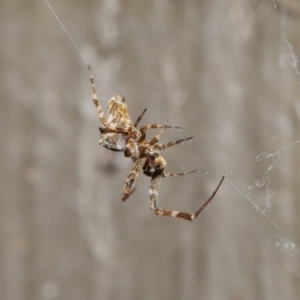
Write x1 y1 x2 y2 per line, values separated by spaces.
148 172 224 221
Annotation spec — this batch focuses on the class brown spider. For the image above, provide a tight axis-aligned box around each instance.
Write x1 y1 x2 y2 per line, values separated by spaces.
88 65 224 221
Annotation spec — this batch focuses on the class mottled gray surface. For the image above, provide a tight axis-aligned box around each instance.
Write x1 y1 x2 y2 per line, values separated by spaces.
1 0 300 299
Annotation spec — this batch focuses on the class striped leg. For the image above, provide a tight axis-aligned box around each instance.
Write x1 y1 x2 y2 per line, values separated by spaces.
148 119 169 146
121 157 147 201
154 137 193 150
88 65 106 126
138 116 181 141
140 124 181 136
141 124 181 131
100 124 142 140
144 169 196 178
148 173 225 221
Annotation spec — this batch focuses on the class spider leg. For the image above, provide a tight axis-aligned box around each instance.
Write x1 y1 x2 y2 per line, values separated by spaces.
121 157 147 201
134 108 147 127
101 124 142 140
88 65 106 126
140 124 181 140
144 169 196 178
140 124 181 132
148 119 169 146
148 173 224 221
154 137 193 150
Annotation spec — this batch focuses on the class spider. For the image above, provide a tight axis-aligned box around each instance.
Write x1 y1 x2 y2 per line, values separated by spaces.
88 65 224 221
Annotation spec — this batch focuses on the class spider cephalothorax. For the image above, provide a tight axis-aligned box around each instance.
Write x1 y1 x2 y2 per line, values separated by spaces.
88 65 224 221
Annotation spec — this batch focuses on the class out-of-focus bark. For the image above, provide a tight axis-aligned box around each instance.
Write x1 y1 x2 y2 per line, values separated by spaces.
1 0 300 299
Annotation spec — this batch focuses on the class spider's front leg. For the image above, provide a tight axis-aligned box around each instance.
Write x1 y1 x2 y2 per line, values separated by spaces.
121 157 147 201
88 65 107 126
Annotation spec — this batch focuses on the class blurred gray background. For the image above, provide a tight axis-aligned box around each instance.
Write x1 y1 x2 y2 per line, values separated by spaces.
1 0 300 299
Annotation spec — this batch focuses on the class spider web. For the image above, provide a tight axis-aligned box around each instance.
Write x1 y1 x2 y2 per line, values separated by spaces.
230 0 300 277
229 138 300 274
218 4 300 298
